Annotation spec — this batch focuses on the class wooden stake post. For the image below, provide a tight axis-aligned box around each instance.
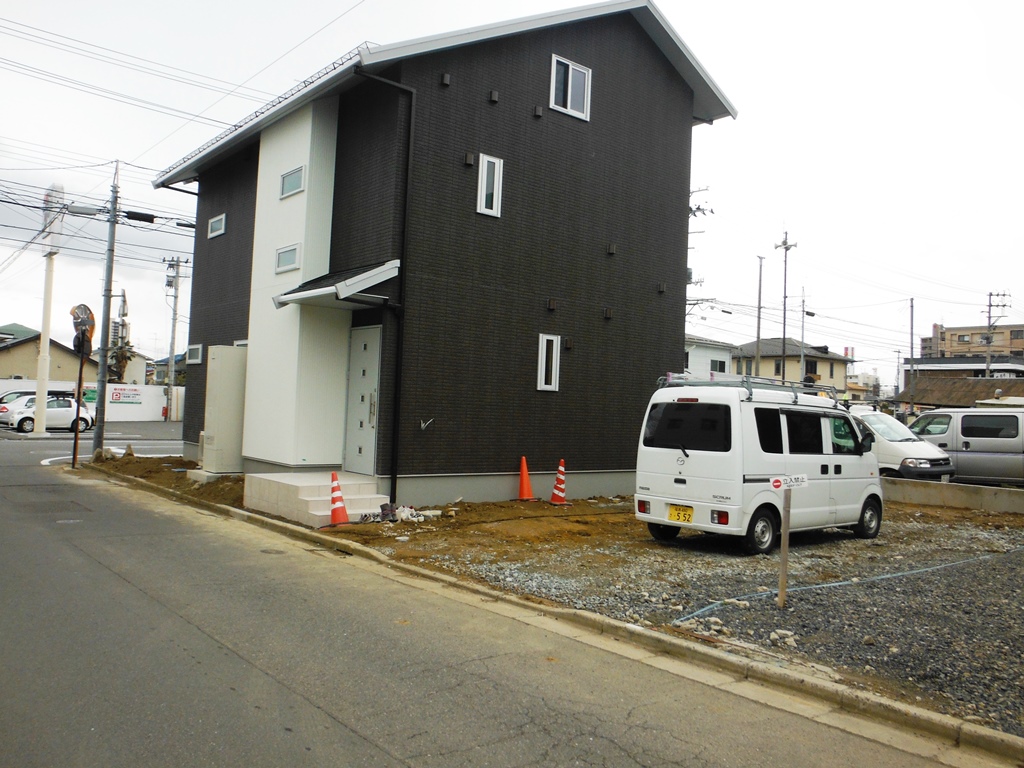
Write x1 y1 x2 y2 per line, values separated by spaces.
771 475 807 608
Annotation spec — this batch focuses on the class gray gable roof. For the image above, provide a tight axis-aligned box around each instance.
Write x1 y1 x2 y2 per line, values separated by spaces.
736 338 854 363
154 0 735 188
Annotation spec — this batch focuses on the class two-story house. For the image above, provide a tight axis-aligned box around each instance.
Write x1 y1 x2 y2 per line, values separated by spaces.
154 0 735 511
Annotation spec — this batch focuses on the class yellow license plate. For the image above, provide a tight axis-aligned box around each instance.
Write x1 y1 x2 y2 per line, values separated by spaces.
668 505 693 523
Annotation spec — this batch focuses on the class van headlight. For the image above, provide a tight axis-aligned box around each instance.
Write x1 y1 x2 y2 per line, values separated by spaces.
901 458 931 468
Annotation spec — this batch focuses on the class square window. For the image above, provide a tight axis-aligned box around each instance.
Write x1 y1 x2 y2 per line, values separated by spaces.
550 55 591 120
208 213 226 239
537 334 560 391
186 345 203 365
276 244 300 273
477 155 503 217
281 167 304 198
710 359 726 373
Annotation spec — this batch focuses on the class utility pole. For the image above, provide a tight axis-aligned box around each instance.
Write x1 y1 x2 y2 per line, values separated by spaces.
33 185 64 434
163 257 187 421
774 232 796 381
909 298 915 417
91 161 119 455
755 256 764 376
985 291 1011 378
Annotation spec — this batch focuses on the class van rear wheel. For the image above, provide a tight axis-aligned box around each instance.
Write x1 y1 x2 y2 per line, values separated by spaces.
648 523 680 542
743 509 777 555
854 498 882 539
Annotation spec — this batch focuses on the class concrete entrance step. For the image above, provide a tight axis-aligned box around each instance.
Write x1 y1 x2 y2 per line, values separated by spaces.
244 471 389 529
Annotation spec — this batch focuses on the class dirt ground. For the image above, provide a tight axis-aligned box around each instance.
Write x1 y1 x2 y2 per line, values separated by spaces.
90 454 1024 571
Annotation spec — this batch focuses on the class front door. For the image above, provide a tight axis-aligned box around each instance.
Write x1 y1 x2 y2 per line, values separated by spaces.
345 327 381 475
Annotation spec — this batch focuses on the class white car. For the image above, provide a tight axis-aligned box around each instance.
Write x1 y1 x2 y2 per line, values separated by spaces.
0 395 93 433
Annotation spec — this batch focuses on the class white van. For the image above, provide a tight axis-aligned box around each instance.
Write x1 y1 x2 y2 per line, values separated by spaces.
909 408 1024 485
849 407 953 481
635 377 883 554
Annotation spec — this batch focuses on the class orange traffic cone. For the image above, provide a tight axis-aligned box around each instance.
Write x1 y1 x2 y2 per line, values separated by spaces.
329 471 350 525
549 459 572 506
516 456 540 501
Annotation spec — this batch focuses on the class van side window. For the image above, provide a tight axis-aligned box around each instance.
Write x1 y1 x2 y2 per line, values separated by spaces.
962 414 1018 439
786 411 823 454
754 407 783 454
911 414 950 436
642 402 731 452
828 415 857 454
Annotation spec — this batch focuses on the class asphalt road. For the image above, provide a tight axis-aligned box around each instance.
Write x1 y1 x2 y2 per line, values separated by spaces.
0 436 1008 767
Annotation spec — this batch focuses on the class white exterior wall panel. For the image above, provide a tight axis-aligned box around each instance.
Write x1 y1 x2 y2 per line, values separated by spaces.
242 99 343 466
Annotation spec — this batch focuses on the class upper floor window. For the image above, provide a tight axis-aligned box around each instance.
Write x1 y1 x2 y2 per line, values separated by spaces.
1012 330 1024 340
477 155 503 217
276 244 300 273
710 359 726 373
550 55 591 120
957 334 971 343
281 167 304 198
208 213 226 239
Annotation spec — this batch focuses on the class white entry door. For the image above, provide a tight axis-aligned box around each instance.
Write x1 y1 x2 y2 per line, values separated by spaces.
345 326 381 475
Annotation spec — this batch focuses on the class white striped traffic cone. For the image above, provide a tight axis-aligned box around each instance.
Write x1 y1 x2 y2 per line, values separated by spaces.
329 472 349 525
549 459 571 506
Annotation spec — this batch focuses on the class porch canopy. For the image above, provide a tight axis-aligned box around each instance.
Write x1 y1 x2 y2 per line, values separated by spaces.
272 259 400 310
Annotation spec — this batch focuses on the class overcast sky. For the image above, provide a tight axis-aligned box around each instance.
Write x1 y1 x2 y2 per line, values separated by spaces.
1 0 1021 388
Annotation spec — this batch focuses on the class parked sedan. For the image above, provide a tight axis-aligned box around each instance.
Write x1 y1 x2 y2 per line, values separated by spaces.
0 395 93 433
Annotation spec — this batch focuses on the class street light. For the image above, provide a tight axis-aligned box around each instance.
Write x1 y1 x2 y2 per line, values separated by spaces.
774 232 797 380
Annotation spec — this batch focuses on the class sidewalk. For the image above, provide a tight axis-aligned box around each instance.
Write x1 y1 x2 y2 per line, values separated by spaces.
0 420 183 441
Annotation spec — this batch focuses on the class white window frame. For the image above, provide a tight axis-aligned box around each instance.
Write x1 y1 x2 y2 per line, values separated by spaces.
549 54 591 120
537 334 561 391
476 155 503 217
275 243 301 274
280 166 305 198
207 213 226 239
186 345 203 365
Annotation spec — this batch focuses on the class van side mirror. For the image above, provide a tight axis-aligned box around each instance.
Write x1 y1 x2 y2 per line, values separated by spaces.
859 432 874 454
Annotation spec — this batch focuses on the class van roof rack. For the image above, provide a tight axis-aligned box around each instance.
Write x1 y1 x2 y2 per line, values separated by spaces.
656 372 842 406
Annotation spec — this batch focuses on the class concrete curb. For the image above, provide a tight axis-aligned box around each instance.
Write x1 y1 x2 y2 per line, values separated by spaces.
81 463 1024 764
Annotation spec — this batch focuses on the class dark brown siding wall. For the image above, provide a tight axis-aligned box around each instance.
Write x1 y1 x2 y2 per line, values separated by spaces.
182 143 259 445
374 13 692 476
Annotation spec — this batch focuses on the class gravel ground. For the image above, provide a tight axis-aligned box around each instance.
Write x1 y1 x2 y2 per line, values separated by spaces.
412 510 1024 739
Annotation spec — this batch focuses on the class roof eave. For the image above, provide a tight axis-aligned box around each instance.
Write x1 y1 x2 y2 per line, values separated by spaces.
155 0 735 188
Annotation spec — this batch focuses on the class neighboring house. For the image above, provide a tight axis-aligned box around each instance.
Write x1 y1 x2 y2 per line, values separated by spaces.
151 352 187 386
734 338 852 391
894 378 1024 409
153 0 735 505
921 322 1024 359
894 355 1024 414
684 335 737 377
0 330 98 383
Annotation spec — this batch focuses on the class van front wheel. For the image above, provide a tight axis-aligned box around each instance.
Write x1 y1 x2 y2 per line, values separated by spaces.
744 509 777 555
648 523 680 542
854 498 882 539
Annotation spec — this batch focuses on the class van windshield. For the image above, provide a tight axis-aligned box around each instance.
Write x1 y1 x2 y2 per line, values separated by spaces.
643 402 731 452
858 411 919 442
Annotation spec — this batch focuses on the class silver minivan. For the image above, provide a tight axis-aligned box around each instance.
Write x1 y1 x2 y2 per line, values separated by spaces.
910 408 1024 485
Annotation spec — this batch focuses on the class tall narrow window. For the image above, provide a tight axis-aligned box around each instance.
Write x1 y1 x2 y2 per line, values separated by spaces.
477 155 503 216
537 334 560 391
550 55 591 120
